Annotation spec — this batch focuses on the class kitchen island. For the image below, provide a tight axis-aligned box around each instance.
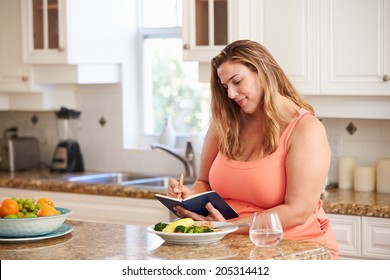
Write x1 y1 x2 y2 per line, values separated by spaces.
1 169 390 260
0 220 330 260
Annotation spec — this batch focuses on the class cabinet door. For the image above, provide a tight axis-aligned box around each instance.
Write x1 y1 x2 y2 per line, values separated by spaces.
253 0 320 95
328 214 362 258
21 0 126 64
183 0 251 62
322 0 390 95
362 216 390 259
21 0 68 63
0 0 32 92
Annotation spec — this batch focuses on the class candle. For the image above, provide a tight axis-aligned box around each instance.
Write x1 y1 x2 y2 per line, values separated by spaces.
338 157 356 189
354 166 375 192
377 158 390 194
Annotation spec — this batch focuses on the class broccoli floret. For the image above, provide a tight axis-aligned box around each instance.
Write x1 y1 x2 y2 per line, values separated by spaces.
154 222 168 231
185 226 204 233
202 227 214 233
174 225 187 233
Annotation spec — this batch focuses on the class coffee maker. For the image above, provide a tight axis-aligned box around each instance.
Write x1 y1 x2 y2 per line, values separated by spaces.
50 107 84 172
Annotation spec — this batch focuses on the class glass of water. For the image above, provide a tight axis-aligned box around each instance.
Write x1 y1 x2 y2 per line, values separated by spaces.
249 212 283 247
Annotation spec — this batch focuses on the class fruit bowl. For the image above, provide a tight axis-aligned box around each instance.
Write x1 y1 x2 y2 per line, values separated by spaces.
0 208 72 238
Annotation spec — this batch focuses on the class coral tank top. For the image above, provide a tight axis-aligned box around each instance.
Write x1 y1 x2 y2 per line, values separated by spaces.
209 108 338 259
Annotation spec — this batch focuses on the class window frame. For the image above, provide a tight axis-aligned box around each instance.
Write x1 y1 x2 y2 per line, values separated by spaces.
136 0 209 149
137 9 186 147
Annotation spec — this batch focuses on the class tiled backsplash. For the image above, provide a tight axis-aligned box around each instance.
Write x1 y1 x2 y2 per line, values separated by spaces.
1 108 390 183
322 118 390 183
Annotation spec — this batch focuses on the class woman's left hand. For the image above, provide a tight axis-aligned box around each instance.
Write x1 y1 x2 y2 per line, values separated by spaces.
175 202 226 222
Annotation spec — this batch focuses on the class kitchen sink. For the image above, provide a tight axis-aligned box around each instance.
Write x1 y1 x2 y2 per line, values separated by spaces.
65 172 149 184
121 176 170 188
65 172 196 189
121 176 195 187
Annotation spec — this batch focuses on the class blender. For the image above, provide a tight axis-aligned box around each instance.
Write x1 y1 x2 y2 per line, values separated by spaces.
50 107 84 172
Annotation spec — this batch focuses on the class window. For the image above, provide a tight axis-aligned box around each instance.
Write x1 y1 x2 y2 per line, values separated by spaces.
140 0 210 138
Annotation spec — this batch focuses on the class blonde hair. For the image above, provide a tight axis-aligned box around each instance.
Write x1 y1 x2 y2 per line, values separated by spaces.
210 39 314 159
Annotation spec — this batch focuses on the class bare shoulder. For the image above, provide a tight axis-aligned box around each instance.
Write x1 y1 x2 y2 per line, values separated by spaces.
288 114 329 147
295 114 326 133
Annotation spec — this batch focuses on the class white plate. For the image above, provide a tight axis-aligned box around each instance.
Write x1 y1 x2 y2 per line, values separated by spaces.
147 222 238 244
0 223 73 242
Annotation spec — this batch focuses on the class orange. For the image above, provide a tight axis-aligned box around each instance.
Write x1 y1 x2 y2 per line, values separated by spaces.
37 197 55 207
37 204 59 217
0 198 19 218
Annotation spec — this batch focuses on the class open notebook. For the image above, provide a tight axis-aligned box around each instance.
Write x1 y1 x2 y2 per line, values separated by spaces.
155 190 239 220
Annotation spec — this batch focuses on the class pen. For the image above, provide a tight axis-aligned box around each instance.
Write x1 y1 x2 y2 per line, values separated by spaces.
177 174 184 199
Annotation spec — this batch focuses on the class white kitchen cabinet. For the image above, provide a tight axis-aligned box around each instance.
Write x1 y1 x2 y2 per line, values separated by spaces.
327 214 361 258
21 0 126 65
321 0 390 95
18 0 125 85
328 214 390 259
1 0 125 109
185 0 320 93
182 0 255 62
257 0 390 96
185 0 390 98
362 216 390 259
0 0 33 92
184 0 320 94
252 0 320 95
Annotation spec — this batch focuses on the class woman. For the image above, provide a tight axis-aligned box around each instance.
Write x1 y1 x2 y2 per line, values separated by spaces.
168 39 338 259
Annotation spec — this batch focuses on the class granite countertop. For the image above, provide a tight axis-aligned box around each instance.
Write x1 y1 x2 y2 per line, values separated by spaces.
0 169 389 218
0 169 161 199
321 188 390 217
0 220 330 260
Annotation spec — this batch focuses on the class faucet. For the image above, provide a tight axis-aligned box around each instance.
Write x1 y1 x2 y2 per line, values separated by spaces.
151 141 196 179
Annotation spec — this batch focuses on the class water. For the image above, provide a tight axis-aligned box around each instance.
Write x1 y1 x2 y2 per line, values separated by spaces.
249 229 283 247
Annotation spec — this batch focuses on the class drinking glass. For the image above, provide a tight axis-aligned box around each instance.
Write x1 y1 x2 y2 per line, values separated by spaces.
249 212 283 247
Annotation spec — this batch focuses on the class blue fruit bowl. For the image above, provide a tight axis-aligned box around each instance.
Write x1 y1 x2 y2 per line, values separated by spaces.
0 207 72 237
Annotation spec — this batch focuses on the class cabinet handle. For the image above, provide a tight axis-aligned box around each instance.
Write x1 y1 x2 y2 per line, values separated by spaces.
383 75 390 82
183 44 190 50
21 76 28 82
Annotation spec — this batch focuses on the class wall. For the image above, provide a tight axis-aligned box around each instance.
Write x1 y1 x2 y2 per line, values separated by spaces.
0 83 188 177
322 118 390 183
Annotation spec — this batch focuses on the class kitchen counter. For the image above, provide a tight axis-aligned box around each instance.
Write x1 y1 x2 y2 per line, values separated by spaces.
0 220 330 260
0 169 159 199
0 169 389 218
321 188 390 217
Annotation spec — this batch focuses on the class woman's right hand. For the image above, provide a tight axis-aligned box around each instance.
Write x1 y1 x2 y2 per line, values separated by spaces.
167 178 191 199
